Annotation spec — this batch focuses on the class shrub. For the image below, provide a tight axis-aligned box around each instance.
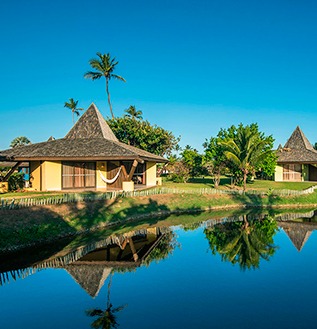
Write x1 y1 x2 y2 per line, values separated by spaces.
8 172 24 191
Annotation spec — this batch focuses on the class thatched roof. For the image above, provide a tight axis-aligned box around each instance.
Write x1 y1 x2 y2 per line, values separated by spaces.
276 126 317 163
279 221 315 252
0 103 167 163
65 264 112 297
65 104 118 141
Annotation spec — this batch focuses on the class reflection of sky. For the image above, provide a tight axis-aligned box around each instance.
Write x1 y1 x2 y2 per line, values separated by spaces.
1 227 317 329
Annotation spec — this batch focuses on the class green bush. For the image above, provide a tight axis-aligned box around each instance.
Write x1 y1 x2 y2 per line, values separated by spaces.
8 172 24 191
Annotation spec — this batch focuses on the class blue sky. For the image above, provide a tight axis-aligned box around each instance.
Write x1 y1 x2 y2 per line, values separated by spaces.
1 0 317 152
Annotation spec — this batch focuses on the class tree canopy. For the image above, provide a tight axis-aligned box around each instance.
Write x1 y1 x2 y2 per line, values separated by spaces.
10 136 31 148
204 123 276 190
124 105 143 120
107 116 179 157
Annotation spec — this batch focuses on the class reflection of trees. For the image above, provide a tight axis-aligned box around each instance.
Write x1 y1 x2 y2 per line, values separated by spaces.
204 215 278 270
143 231 179 266
86 274 126 329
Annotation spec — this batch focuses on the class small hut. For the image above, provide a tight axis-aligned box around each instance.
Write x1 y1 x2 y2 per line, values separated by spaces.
275 126 317 181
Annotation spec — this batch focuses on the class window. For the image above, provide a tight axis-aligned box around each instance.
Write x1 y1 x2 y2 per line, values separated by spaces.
62 162 96 189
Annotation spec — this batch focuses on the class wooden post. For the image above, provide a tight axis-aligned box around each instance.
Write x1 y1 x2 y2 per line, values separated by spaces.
128 159 139 181
120 164 129 181
3 162 22 182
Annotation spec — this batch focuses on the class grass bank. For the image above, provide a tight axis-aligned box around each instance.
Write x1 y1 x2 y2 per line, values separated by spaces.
2 190 317 252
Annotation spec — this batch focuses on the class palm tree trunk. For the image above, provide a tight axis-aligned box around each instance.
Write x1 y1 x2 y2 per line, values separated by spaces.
106 78 114 119
243 171 247 191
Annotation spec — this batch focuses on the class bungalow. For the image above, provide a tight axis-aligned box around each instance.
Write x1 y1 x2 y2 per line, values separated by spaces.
0 103 167 191
275 126 317 182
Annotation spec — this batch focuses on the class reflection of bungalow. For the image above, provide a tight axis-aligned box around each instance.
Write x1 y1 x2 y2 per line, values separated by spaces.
0 227 166 294
275 126 317 182
0 104 167 191
279 221 317 252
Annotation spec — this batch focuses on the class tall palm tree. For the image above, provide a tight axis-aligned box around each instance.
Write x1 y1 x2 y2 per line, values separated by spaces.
10 136 31 148
124 105 143 120
64 98 83 124
84 52 126 119
219 125 271 191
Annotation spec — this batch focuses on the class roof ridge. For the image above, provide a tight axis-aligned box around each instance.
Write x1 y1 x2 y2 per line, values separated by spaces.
284 126 315 151
64 103 118 141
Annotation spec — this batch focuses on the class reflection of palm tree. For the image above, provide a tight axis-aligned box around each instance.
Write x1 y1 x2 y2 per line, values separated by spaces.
205 215 278 270
86 274 126 329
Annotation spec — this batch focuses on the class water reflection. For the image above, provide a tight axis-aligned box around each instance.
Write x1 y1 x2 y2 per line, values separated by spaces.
2 209 317 329
0 226 177 289
86 274 127 329
204 214 278 270
2 209 317 288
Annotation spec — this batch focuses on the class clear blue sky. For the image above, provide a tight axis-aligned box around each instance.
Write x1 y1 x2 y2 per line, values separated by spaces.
1 0 317 152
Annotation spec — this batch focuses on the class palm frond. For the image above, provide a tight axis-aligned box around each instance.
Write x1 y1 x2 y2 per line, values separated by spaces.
84 71 103 80
111 74 126 82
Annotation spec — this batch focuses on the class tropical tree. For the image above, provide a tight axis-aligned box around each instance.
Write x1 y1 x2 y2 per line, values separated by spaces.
84 52 126 119
203 136 227 187
64 98 83 124
218 124 276 191
86 274 126 329
107 116 179 157
205 215 278 270
124 105 143 120
10 136 31 148
180 145 206 178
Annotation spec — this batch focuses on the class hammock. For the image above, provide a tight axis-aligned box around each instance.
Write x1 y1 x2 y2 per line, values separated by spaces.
98 167 122 184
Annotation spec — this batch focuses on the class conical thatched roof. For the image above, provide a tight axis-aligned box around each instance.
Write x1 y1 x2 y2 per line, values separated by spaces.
279 221 314 252
276 126 317 163
65 103 118 141
0 103 167 163
65 264 112 297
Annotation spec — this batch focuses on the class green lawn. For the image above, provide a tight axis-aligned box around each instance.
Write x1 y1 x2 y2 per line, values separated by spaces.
162 176 317 191
1 177 316 199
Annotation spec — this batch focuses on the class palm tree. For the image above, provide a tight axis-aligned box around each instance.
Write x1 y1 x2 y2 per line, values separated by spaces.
84 52 126 119
219 125 272 191
64 98 83 124
86 274 126 329
124 105 143 120
10 136 31 148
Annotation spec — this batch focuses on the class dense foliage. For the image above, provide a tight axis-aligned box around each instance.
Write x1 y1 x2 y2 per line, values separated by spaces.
204 123 276 190
107 116 180 157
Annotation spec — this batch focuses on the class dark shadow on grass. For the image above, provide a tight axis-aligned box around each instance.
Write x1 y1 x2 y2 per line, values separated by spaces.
229 191 282 216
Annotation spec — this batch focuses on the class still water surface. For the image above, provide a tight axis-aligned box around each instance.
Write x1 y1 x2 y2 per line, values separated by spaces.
1 209 317 329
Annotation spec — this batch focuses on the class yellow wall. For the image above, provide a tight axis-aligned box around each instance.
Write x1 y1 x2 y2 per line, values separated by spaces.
96 161 107 190
30 161 41 190
274 164 284 181
146 162 157 186
42 161 62 191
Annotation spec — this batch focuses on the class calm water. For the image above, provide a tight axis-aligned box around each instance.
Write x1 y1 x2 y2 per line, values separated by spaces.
1 209 317 329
